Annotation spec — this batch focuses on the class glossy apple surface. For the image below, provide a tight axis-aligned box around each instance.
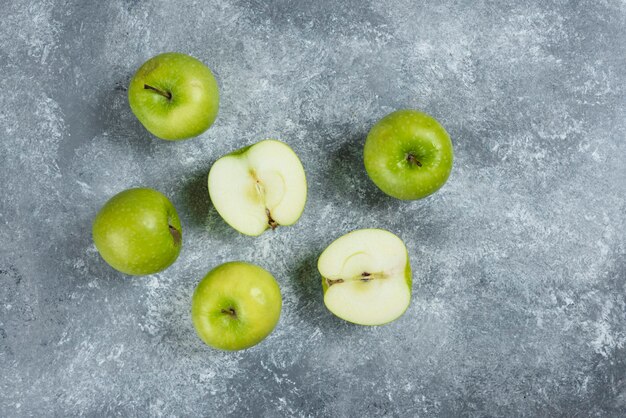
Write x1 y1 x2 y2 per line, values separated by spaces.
319 228 411 326
128 52 219 140
92 188 182 275
192 262 282 351
208 139 307 236
364 109 453 200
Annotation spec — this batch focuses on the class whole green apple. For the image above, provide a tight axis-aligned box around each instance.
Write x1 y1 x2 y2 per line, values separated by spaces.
128 52 219 140
364 109 454 200
192 262 282 351
92 188 182 275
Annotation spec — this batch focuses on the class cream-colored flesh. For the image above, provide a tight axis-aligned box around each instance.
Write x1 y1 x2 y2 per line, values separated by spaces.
208 140 307 236
319 229 411 326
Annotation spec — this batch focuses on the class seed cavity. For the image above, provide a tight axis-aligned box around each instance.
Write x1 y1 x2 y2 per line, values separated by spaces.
326 272 385 287
252 172 280 230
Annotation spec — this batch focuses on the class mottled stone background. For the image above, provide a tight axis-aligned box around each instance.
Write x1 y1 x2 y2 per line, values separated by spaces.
1 0 625 416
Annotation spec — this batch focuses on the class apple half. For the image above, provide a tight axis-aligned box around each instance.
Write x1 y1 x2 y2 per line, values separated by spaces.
208 139 307 236
318 229 412 325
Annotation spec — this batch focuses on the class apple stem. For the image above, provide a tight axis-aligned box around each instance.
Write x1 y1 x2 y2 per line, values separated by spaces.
144 84 172 100
221 307 237 318
326 278 344 287
406 153 422 167
266 209 279 230
169 225 182 245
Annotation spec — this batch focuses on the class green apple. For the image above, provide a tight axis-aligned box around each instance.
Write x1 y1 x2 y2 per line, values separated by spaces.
208 139 307 236
191 262 282 351
92 188 182 275
128 52 219 140
318 229 412 326
364 109 453 200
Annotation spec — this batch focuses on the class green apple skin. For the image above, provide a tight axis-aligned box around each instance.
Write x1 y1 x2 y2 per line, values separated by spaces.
364 109 454 200
92 188 182 275
128 52 219 140
192 262 282 351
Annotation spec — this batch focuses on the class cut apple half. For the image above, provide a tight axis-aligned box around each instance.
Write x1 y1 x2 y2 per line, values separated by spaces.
208 139 307 236
318 229 412 325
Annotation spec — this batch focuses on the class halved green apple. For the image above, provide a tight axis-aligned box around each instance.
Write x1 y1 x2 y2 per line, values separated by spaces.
208 139 307 236
318 229 412 325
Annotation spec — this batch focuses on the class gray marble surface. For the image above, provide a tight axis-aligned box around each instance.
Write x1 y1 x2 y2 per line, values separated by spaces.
1 0 625 416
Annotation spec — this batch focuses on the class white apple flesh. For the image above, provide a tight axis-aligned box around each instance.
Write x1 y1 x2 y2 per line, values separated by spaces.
208 140 307 236
319 229 412 325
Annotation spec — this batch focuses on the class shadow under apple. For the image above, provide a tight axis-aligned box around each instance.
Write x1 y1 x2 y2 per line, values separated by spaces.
286 253 327 326
178 168 211 228
95 70 159 156
175 163 240 241
289 252 363 333
325 135 397 212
